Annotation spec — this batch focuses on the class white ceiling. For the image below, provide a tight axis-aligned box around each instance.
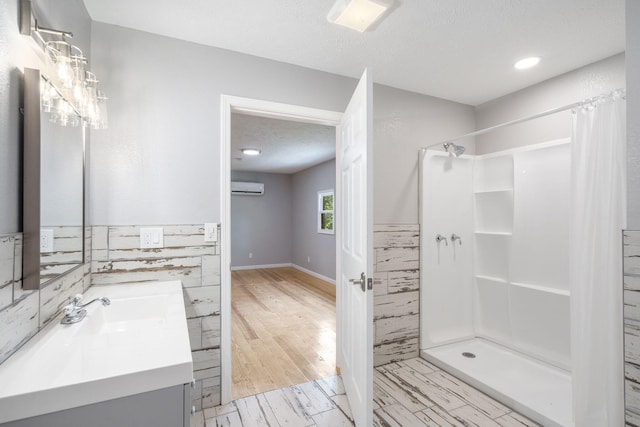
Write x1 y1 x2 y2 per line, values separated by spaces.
231 114 335 174
82 0 625 106
82 0 625 173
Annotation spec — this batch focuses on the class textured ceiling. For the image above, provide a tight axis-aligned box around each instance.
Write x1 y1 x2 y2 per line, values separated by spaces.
82 0 625 106
231 114 335 174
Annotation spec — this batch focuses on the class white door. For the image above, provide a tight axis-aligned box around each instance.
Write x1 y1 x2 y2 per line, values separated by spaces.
337 69 373 427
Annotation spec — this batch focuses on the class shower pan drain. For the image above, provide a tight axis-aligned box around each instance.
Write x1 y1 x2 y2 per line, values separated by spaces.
462 352 476 359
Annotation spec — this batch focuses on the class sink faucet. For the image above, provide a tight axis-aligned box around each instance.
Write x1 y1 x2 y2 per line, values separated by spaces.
61 294 111 324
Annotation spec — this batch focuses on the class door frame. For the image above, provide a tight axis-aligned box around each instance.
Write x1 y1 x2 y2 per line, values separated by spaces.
220 95 343 403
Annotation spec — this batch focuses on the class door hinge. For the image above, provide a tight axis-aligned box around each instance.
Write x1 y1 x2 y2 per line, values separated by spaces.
367 277 373 291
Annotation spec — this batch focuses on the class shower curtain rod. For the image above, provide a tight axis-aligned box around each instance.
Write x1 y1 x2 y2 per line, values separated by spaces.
421 101 583 151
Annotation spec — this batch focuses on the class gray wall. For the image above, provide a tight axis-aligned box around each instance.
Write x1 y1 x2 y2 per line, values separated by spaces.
373 85 476 224
230 160 336 281
230 172 292 268
89 23 355 226
89 23 476 226
628 0 640 229
292 160 336 280
475 54 625 155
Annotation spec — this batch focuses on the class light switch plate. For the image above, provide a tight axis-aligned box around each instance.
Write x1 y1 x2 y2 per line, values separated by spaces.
140 227 164 248
40 229 54 253
204 223 218 242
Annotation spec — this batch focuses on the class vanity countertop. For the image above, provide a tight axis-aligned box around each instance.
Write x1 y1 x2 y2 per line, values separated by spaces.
0 280 193 424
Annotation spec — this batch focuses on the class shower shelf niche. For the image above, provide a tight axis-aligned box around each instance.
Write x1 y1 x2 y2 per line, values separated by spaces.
474 190 513 234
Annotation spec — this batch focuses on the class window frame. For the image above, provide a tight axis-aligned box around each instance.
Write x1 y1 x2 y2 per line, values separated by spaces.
317 189 335 235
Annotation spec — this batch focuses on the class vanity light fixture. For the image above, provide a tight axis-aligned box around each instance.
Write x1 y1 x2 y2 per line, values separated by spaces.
241 148 262 156
20 0 108 129
514 56 541 70
327 0 393 32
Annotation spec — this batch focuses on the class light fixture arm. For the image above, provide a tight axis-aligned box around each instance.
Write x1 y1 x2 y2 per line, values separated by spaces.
34 20 74 39
20 0 73 39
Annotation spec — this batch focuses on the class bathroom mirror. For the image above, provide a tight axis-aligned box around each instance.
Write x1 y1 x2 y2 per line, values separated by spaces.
23 68 85 290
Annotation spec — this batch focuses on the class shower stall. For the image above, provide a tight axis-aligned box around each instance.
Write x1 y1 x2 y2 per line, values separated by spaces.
419 139 573 426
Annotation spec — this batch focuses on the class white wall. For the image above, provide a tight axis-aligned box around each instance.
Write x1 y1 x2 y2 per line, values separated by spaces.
230 172 292 268
475 54 625 154
292 159 336 280
627 0 640 229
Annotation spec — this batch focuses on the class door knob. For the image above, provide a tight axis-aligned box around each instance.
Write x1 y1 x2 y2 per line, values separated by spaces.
349 272 366 292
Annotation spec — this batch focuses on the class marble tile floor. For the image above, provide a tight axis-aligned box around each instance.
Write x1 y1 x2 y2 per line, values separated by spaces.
193 357 540 427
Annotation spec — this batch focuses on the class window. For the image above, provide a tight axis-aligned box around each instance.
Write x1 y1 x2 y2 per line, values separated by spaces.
318 189 334 235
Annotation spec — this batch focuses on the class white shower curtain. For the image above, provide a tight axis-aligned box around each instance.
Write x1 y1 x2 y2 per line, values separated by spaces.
570 92 626 426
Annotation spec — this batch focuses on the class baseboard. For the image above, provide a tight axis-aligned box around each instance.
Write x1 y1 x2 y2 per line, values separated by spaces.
231 263 293 271
292 264 336 286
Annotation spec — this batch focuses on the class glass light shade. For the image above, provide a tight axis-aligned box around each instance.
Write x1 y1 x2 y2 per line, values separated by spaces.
45 41 74 88
69 46 87 111
40 44 108 130
95 90 108 129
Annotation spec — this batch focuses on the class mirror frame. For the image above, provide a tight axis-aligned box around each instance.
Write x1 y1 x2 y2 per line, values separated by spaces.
22 68 86 290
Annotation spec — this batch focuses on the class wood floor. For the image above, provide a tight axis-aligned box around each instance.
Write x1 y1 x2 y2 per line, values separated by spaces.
194 357 540 427
231 267 337 400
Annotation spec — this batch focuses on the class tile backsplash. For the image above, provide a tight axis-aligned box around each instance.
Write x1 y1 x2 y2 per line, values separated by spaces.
91 225 221 411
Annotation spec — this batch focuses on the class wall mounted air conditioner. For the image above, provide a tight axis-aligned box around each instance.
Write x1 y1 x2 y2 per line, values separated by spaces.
231 181 264 196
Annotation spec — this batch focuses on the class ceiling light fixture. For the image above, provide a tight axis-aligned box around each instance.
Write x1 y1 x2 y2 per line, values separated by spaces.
241 148 261 156
514 56 541 70
327 0 393 32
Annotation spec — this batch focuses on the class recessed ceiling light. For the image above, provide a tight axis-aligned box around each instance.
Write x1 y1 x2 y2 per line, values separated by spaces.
514 57 541 70
328 0 393 32
241 148 261 156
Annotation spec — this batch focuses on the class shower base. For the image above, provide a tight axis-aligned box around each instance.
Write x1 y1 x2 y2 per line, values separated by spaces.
420 338 571 427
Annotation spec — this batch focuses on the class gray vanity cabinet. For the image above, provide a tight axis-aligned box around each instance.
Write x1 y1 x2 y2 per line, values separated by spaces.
0 384 191 427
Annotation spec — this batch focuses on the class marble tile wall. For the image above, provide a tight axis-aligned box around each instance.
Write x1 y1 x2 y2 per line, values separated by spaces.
0 232 91 365
625 230 640 425
90 225 221 412
373 225 420 367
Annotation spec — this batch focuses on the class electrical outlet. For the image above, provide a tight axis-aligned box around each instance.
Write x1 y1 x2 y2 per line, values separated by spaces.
307 256 311 263
249 252 253 259
204 223 218 242
40 229 54 253
140 227 163 248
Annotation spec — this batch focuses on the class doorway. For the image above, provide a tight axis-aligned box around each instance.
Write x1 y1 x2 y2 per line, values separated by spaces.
228 111 338 399
220 96 343 403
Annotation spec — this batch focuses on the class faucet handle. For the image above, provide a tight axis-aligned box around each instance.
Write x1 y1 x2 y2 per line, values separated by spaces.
72 294 83 304
435 234 449 246
63 303 75 315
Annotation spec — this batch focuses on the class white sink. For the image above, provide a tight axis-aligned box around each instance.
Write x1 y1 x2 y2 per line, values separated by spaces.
0 281 193 424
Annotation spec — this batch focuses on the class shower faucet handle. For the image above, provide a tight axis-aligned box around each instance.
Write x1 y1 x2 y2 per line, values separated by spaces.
451 234 462 245
435 234 448 246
